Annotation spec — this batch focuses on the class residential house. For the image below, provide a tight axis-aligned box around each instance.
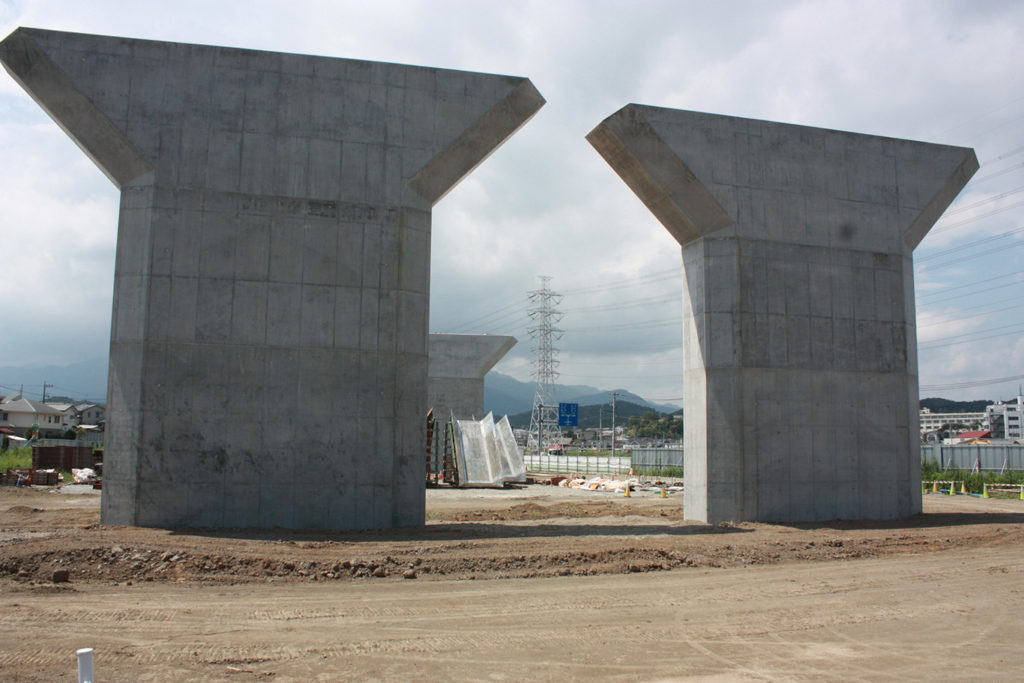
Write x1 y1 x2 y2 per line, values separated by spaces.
0 395 70 436
75 403 105 426
947 429 992 445
41 401 105 429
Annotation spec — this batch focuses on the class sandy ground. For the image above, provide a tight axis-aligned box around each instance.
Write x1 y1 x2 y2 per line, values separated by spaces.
2 483 1023 680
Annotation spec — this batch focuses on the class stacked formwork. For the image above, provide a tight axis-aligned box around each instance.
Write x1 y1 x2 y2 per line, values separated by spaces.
32 445 95 471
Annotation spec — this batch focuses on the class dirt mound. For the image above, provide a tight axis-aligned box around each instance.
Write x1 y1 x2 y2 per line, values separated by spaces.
2 486 1023 587
429 500 687 522
5 506 42 514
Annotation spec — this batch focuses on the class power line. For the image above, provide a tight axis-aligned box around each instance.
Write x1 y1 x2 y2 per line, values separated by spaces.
448 268 682 332
447 299 532 333
929 198 1024 235
562 341 682 353
565 292 680 315
915 240 1024 273
916 279 1022 306
558 372 685 380
921 320 1024 344
969 161 1024 185
461 309 532 334
982 145 1024 165
920 373 1024 392
917 302 1024 328
946 108 1024 148
941 184 1024 218
919 321 1024 350
561 267 679 296
563 319 680 333
561 356 680 367
936 96 1024 137
917 225 1024 262
917 269 1023 300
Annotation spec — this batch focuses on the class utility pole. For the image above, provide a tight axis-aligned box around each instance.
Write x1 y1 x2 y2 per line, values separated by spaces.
526 276 563 454
42 381 53 403
599 405 603 452
611 391 618 458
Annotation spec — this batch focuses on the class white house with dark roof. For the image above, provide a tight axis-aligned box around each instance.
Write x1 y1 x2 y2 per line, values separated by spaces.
75 403 104 426
0 395 69 436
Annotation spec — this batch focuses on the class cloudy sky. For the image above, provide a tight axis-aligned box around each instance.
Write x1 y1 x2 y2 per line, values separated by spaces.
1 0 1023 406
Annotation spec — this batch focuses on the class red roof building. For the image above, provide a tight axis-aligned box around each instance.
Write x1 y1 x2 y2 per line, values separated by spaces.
952 430 991 443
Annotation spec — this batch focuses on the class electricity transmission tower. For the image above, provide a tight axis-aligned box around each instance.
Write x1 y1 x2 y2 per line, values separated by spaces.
526 276 563 453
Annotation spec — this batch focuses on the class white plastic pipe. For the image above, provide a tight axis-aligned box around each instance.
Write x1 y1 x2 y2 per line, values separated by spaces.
77 648 94 683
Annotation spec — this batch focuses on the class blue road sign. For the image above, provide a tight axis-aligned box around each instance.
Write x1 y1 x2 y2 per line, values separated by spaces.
558 402 579 427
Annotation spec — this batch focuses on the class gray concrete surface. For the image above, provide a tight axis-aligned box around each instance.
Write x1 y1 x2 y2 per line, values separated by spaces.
0 27 543 530
588 105 977 523
428 333 516 420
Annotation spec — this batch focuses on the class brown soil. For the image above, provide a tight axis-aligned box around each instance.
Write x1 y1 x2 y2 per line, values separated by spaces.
2 484 1024 680
2 486 1023 585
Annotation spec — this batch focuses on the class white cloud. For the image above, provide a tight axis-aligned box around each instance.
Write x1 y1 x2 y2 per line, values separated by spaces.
0 0 1022 404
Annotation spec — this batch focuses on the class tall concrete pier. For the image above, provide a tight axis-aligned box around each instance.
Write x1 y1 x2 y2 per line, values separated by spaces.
0 27 543 529
589 105 976 523
428 334 516 420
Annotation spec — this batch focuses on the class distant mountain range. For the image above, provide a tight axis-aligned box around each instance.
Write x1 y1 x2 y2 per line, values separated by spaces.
1 360 994 420
0 360 108 402
504 399 677 430
484 371 681 419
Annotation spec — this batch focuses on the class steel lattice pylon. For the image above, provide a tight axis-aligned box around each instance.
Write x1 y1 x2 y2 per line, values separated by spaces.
526 276 563 453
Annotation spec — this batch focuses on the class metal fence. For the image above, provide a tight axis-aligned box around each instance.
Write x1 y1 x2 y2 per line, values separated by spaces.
921 444 1024 472
630 448 684 472
524 454 632 475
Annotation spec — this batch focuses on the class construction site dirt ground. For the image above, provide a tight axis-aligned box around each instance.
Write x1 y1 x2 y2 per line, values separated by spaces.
2 484 1024 681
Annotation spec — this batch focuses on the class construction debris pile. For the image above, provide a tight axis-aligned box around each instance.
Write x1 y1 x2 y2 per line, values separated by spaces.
541 475 685 495
72 468 99 484
560 476 639 493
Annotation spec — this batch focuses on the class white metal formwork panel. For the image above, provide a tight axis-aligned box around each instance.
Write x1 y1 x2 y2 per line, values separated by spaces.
454 413 526 487
495 415 526 483
454 413 500 487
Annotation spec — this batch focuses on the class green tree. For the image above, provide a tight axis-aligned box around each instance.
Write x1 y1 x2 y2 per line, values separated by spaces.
626 411 682 439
